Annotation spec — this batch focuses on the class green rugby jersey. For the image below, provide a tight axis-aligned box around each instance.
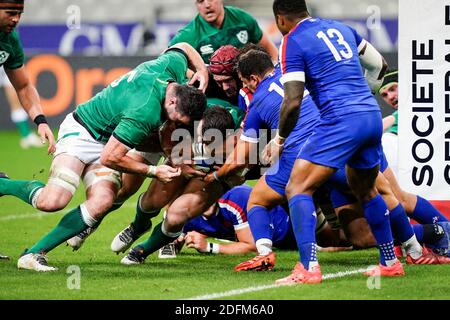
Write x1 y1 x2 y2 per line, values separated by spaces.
75 50 188 148
0 30 25 69
386 111 398 135
207 97 245 130
169 6 263 63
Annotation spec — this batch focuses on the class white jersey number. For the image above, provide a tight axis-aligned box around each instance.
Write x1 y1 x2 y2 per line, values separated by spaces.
317 29 353 62
110 70 138 88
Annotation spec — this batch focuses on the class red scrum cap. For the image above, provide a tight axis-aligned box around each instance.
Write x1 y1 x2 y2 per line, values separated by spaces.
209 45 240 76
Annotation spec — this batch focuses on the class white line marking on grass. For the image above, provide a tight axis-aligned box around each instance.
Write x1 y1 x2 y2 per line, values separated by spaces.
0 203 136 221
185 268 368 300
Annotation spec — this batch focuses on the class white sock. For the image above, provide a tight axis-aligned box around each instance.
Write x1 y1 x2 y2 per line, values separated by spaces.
403 235 422 259
80 204 98 227
255 238 272 256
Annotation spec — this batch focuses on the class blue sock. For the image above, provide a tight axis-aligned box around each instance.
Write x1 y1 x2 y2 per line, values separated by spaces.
389 204 414 243
410 196 448 224
412 224 424 242
363 195 396 266
247 206 273 242
288 194 317 270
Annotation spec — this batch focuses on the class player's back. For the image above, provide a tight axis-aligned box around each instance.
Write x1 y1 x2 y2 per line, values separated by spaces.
281 18 379 118
249 65 319 149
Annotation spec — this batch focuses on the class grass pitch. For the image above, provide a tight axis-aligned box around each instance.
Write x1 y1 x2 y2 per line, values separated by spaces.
0 131 449 301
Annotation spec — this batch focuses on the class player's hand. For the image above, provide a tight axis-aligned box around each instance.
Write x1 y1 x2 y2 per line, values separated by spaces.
261 138 284 166
180 164 206 179
204 172 215 184
38 123 56 154
185 231 209 253
189 69 209 93
155 165 181 183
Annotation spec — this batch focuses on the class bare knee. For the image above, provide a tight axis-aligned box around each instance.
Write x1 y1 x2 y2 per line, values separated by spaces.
36 197 67 212
85 193 115 220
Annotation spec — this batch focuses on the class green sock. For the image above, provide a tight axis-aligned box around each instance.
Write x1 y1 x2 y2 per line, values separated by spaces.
15 120 31 138
0 178 45 205
132 196 160 234
27 206 88 254
136 222 177 258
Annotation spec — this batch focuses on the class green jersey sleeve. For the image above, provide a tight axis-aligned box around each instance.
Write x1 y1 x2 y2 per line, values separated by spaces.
169 21 198 48
112 98 162 149
160 49 189 82
2 31 25 69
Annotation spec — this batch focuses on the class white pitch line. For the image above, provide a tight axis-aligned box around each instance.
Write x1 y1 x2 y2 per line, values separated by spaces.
185 268 368 300
0 202 136 221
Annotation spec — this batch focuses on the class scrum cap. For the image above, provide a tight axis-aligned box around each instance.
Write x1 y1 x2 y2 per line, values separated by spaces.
209 45 240 76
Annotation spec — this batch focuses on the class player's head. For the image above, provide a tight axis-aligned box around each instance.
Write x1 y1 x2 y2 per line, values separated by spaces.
165 83 207 126
195 0 224 26
201 105 235 142
209 45 241 98
237 49 274 93
273 0 309 35
0 0 24 33
378 69 398 109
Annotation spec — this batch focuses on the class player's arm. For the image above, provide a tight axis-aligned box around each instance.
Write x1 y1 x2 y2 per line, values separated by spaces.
383 114 396 131
168 42 209 92
5 66 56 154
358 40 388 93
257 32 279 64
278 80 304 143
101 136 181 183
185 227 256 254
218 226 256 254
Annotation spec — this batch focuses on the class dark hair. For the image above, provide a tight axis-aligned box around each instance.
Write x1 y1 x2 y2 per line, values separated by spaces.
201 106 235 139
174 84 207 123
237 49 274 79
273 0 308 16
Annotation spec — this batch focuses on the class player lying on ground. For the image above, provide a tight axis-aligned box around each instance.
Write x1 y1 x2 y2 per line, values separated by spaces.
164 185 350 260
0 43 208 271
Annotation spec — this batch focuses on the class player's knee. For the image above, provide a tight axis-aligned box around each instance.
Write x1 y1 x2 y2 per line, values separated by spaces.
36 195 67 212
85 193 115 219
140 190 168 211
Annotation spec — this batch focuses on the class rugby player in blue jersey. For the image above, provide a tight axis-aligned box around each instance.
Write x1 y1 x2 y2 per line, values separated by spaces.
270 0 440 283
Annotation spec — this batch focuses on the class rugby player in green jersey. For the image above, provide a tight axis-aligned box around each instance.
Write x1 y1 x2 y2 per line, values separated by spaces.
0 42 208 271
0 0 55 154
0 0 55 260
170 0 278 63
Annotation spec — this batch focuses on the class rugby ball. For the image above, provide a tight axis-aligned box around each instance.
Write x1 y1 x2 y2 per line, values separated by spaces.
192 157 215 173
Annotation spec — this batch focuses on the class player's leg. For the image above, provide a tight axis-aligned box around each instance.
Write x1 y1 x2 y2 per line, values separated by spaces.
67 151 155 250
122 179 224 264
112 174 186 254
382 166 448 223
18 165 119 271
275 159 335 284
0 153 84 212
234 176 283 271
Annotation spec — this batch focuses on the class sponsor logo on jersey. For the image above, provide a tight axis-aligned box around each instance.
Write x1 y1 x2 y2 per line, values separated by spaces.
0 51 10 65
200 44 214 55
236 30 248 44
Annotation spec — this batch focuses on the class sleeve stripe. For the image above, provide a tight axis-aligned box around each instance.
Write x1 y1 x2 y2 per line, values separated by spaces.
280 37 288 74
280 72 305 84
240 134 259 143
218 199 247 225
358 39 367 53
234 222 249 230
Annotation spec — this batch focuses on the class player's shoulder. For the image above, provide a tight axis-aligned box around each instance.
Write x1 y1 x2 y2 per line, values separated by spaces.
224 6 254 18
